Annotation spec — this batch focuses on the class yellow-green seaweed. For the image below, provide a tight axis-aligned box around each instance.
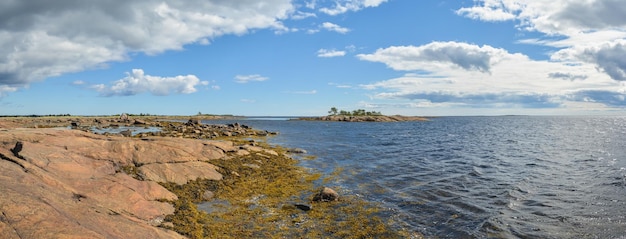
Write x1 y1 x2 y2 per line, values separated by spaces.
160 137 421 238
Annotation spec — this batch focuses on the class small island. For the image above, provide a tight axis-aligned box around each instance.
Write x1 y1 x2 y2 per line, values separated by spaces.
299 107 430 122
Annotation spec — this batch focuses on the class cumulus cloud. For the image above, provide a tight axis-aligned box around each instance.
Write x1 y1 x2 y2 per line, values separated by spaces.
319 0 389 15
552 40 626 81
321 22 350 34
0 0 294 96
358 40 625 109
456 0 520 22
93 69 208 96
548 72 588 81
456 0 626 35
456 1 626 83
357 41 512 73
291 11 317 20
234 74 269 83
317 49 346 57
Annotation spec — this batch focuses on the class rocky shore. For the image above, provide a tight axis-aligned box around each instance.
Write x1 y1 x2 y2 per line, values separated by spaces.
0 116 420 239
299 115 429 122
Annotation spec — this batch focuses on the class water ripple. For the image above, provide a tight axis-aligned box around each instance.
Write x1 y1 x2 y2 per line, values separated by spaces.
214 116 626 238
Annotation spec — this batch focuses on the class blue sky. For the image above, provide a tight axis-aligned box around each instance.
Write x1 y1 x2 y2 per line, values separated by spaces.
2 0 626 116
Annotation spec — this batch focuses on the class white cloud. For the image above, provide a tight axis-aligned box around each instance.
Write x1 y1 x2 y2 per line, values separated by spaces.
457 0 626 35
319 0 389 15
72 80 86 85
455 0 521 22
286 90 318 94
93 69 208 96
291 11 317 20
0 85 17 97
234 74 269 83
553 40 626 81
357 41 512 73
358 41 626 109
321 22 350 34
458 1 626 83
0 0 294 96
317 49 346 57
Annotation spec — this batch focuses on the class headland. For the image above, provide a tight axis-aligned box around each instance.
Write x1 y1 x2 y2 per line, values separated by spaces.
0 115 421 238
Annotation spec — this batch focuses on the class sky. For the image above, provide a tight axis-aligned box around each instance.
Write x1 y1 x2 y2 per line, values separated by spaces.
2 0 626 116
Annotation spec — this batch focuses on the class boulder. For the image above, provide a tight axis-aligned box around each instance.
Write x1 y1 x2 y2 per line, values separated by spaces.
312 187 339 202
288 148 307 154
133 119 147 125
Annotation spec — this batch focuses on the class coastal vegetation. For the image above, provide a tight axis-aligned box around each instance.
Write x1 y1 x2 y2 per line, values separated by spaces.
160 137 415 238
328 107 382 116
298 108 428 122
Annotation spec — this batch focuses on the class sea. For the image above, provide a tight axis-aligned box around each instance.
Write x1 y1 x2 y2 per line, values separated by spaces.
205 116 626 239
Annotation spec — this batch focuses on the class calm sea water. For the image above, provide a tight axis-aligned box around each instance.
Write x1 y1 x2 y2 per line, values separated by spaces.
206 116 626 238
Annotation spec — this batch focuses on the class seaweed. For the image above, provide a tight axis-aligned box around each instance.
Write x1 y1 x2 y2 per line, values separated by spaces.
160 140 419 238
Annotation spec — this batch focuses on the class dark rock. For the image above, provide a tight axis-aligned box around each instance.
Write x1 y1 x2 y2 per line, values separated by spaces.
70 121 80 127
120 129 132 137
11 141 23 156
133 119 146 125
294 203 312 211
288 148 307 154
312 187 339 202
186 118 200 125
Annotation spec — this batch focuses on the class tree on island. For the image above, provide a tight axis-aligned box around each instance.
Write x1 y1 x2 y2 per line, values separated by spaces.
327 107 382 116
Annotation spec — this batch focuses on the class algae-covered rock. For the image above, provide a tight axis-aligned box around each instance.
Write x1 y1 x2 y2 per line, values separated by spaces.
312 186 339 202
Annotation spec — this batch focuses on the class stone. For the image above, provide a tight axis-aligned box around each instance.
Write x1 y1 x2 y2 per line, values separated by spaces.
186 118 200 125
288 148 307 154
120 129 132 137
120 113 129 121
243 163 260 169
133 119 147 125
294 203 312 211
202 190 215 201
312 187 339 202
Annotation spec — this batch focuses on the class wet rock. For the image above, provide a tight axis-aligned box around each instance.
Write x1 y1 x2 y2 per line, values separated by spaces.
70 121 80 128
294 203 312 211
312 187 339 202
202 190 215 201
120 129 132 137
288 148 307 154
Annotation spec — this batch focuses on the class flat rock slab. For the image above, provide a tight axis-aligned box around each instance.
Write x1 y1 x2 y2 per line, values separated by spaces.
0 128 233 238
139 161 222 185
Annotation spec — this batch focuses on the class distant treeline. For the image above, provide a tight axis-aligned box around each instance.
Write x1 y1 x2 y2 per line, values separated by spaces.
0 114 72 118
328 107 382 116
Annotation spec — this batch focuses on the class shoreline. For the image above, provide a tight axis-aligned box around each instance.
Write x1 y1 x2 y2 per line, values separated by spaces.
298 115 430 122
0 116 422 238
